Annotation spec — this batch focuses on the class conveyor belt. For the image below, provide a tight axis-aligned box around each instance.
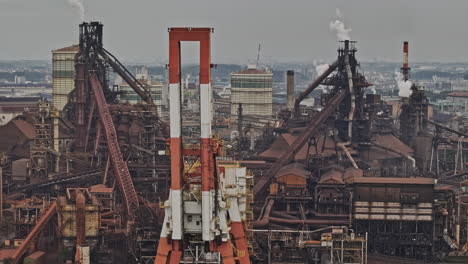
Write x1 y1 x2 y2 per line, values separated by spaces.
14 169 103 192
89 74 139 217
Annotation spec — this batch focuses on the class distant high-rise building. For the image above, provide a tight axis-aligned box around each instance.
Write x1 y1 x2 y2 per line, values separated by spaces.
14 75 26 84
118 78 163 113
230 65 273 116
51 45 79 111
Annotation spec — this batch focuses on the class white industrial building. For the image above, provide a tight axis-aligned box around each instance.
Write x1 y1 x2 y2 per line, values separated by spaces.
51 45 79 111
230 65 273 117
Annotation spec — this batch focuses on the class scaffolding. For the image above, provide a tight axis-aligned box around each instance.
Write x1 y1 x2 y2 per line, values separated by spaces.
321 229 368 264
31 99 53 179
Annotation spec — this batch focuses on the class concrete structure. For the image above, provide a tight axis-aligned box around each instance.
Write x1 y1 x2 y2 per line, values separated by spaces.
446 91 468 112
118 78 163 113
52 45 79 111
451 79 468 91
230 65 273 117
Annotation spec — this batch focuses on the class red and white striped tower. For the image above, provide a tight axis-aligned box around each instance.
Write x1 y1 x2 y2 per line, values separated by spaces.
199 30 214 242
155 27 250 264
154 27 184 264
401 41 410 82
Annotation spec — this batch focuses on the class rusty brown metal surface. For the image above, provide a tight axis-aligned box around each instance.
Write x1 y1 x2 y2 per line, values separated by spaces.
11 201 57 264
253 90 347 201
89 74 139 217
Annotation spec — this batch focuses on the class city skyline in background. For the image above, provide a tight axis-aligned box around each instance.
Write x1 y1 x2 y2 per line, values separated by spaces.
1 0 468 63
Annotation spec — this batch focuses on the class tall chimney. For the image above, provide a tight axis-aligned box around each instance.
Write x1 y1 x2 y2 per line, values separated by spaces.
401 41 410 81
286 70 295 110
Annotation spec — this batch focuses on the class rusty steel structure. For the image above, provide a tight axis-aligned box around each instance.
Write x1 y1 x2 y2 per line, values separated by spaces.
2 22 468 264
247 40 465 263
89 74 139 217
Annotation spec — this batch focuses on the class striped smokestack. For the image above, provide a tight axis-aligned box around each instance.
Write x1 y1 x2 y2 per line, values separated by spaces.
401 41 410 81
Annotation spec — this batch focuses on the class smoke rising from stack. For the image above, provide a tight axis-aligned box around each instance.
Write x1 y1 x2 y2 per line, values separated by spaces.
68 0 85 21
329 8 352 41
315 64 330 76
395 72 412 97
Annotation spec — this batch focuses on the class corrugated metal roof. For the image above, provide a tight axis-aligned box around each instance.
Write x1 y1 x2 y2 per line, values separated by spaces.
352 177 434 185
0 118 35 158
275 163 311 178
25 251 45 260
360 134 413 160
12 119 35 139
52 44 79 53
259 134 337 162
0 249 16 260
319 168 344 184
90 184 114 193
233 69 272 75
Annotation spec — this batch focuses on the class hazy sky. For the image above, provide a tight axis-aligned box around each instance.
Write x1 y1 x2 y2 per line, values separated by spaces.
1 0 468 63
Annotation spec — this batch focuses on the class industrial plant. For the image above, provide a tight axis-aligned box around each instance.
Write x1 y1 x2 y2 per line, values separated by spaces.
0 11 468 264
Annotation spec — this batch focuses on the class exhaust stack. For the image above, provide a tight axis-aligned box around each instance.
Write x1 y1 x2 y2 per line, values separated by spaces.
401 41 410 81
286 70 295 110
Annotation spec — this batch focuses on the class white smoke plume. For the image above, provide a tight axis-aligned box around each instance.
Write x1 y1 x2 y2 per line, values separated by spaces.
315 64 330 76
395 72 413 97
68 0 85 21
329 8 351 41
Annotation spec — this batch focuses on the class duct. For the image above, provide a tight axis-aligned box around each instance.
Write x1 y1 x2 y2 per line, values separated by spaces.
293 60 339 117
371 142 416 168
310 210 350 218
337 41 358 169
268 217 348 225
337 142 358 169
99 48 154 105
11 201 57 264
344 41 355 141
252 199 275 227
271 211 300 220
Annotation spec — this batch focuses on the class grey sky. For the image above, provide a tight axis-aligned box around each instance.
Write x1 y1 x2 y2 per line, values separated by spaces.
1 0 468 63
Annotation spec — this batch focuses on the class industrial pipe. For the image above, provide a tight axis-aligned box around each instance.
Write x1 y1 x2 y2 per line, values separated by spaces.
344 40 355 141
253 199 275 228
337 142 359 169
336 41 359 169
294 60 339 117
268 217 349 225
99 49 153 105
371 142 416 168
271 211 300 220
12 201 57 264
